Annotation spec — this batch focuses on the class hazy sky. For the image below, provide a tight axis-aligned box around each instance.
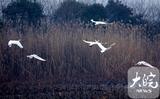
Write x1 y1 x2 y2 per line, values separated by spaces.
0 0 160 21
1 0 160 12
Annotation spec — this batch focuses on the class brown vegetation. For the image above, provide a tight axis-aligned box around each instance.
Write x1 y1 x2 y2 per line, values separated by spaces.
0 22 159 98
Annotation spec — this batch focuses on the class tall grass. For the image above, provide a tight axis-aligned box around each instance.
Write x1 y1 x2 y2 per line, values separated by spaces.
0 22 159 85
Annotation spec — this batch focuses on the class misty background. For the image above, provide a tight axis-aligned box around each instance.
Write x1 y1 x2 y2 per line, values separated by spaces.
1 0 160 22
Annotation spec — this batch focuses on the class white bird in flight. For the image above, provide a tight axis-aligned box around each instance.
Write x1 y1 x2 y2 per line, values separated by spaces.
91 19 107 25
136 61 155 68
83 40 116 53
27 54 46 61
8 39 23 48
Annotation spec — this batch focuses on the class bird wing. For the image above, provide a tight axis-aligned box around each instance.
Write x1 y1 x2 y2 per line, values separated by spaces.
17 41 23 48
136 61 154 68
83 40 97 46
106 46 112 50
27 55 32 58
110 43 116 47
142 61 154 68
83 40 94 44
34 55 46 61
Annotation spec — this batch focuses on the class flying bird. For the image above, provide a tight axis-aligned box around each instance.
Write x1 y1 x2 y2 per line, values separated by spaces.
100 42 116 53
135 61 155 68
83 40 116 53
27 54 46 61
8 39 23 48
91 19 107 25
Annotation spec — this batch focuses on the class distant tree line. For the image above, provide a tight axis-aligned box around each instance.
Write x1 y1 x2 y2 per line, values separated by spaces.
0 18 3 29
2 0 43 26
0 0 160 39
54 0 144 25
1 0 144 25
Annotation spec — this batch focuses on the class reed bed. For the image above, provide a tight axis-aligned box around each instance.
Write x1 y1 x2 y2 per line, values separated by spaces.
0 22 159 98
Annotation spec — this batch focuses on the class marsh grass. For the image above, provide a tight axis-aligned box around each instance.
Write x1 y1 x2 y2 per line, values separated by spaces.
0 22 159 98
